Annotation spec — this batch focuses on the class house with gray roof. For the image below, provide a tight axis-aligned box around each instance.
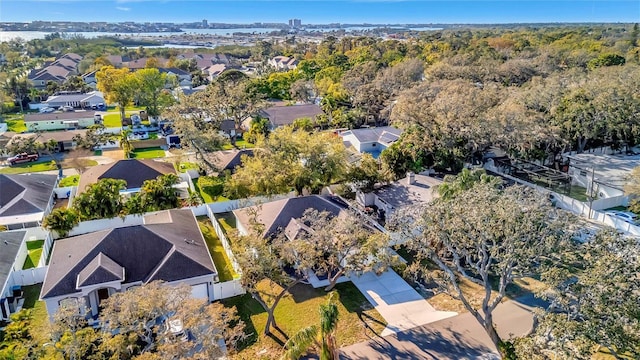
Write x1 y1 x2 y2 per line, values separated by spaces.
233 195 348 238
28 53 82 89
44 91 104 109
77 159 177 195
40 209 218 319
205 149 254 174
259 104 324 129
339 126 402 158
0 173 58 229
24 110 96 131
0 230 28 321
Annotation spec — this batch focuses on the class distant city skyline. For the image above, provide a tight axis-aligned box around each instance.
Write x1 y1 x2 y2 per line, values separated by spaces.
1 1 638 24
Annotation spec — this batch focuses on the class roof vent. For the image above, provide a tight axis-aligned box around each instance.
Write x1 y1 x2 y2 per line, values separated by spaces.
184 239 196 245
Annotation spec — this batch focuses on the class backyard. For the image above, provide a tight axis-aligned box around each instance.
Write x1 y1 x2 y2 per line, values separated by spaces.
222 139 256 150
22 240 44 270
58 174 80 187
196 216 238 282
131 147 166 159
222 281 386 359
4 114 27 133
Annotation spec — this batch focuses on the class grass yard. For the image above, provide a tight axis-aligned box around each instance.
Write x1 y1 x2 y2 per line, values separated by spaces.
222 139 256 150
567 185 590 202
58 174 80 187
223 281 386 360
216 212 237 234
22 240 44 270
101 112 123 128
0 160 57 174
176 162 200 173
131 147 166 159
21 284 51 345
5 117 27 133
197 216 238 282
193 178 230 203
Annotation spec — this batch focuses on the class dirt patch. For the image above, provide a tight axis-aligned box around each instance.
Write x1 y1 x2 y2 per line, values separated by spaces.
102 149 125 161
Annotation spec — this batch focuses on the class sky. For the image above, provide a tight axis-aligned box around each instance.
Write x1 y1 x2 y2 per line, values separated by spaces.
0 0 638 24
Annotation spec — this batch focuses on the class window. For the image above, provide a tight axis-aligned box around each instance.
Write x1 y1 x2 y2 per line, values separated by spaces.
580 171 587 176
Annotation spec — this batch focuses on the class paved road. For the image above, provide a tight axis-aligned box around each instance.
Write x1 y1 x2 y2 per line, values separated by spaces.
350 270 457 336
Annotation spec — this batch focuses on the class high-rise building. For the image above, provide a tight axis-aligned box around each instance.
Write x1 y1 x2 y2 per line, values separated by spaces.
202 19 208 28
288 19 302 28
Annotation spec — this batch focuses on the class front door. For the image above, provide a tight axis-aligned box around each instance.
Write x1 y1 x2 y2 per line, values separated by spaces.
97 288 110 305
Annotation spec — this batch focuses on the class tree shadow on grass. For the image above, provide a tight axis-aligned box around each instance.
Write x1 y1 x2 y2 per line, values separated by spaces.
222 294 263 351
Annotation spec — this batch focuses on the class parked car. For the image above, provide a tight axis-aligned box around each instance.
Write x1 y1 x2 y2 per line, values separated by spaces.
39 107 55 113
605 210 638 225
7 153 39 165
91 103 106 111
62 105 74 112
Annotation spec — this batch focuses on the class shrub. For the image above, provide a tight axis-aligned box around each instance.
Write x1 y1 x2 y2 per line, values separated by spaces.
197 176 224 198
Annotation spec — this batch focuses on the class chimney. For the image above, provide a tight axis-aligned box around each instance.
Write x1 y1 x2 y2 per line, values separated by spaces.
407 172 416 185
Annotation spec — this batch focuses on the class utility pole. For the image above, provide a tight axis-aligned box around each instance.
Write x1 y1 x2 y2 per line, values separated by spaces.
588 166 596 219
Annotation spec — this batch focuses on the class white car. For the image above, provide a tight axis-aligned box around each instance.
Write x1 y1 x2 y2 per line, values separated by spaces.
39 107 55 113
605 210 638 225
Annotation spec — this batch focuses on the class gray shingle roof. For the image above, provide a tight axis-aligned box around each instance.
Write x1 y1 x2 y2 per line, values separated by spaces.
24 111 96 123
0 174 57 218
0 231 27 297
76 253 124 287
41 209 216 299
77 159 176 194
260 104 324 127
233 195 347 238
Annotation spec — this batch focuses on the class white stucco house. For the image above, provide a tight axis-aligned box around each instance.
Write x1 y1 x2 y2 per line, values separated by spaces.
339 127 402 158
567 153 640 199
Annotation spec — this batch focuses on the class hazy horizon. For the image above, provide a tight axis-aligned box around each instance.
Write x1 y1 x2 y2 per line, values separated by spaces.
1 1 638 25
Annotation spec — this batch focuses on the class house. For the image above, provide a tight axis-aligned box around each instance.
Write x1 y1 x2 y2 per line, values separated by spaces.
28 53 82 89
203 63 228 81
339 126 402 158
268 56 299 71
259 104 324 129
43 91 104 109
40 209 218 319
14 129 86 152
81 70 98 89
157 67 192 88
358 172 442 221
567 153 640 199
77 159 177 195
0 230 29 321
233 195 348 238
205 149 253 173
122 57 169 70
0 173 58 229
24 111 96 131
1 228 51 321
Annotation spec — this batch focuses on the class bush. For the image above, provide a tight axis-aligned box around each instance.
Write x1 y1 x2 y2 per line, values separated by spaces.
197 176 224 198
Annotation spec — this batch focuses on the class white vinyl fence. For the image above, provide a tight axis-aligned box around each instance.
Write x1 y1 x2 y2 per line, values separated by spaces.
212 280 245 300
486 164 640 236
10 267 47 287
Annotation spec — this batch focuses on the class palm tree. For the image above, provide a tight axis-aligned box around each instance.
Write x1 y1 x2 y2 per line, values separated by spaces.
282 292 339 360
120 128 132 158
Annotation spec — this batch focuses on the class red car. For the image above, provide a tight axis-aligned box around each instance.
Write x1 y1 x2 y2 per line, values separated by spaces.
7 153 39 165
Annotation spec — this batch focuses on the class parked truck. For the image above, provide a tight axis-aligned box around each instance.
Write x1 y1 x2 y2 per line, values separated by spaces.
7 153 39 165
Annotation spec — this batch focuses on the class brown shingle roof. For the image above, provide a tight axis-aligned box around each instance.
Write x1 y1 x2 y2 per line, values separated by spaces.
260 104 324 127
24 111 96 123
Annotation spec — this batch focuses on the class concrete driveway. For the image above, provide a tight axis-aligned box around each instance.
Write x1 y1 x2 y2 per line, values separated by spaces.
351 270 457 336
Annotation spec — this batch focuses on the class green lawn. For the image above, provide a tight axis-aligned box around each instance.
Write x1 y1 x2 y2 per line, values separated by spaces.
222 139 256 150
22 240 44 270
176 162 200 173
102 112 123 128
0 160 57 174
5 118 27 133
222 282 386 359
216 212 237 234
197 216 238 282
131 147 166 159
193 178 230 203
58 174 80 187
568 185 590 202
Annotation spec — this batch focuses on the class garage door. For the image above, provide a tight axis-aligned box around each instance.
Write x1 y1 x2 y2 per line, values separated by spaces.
190 283 209 299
